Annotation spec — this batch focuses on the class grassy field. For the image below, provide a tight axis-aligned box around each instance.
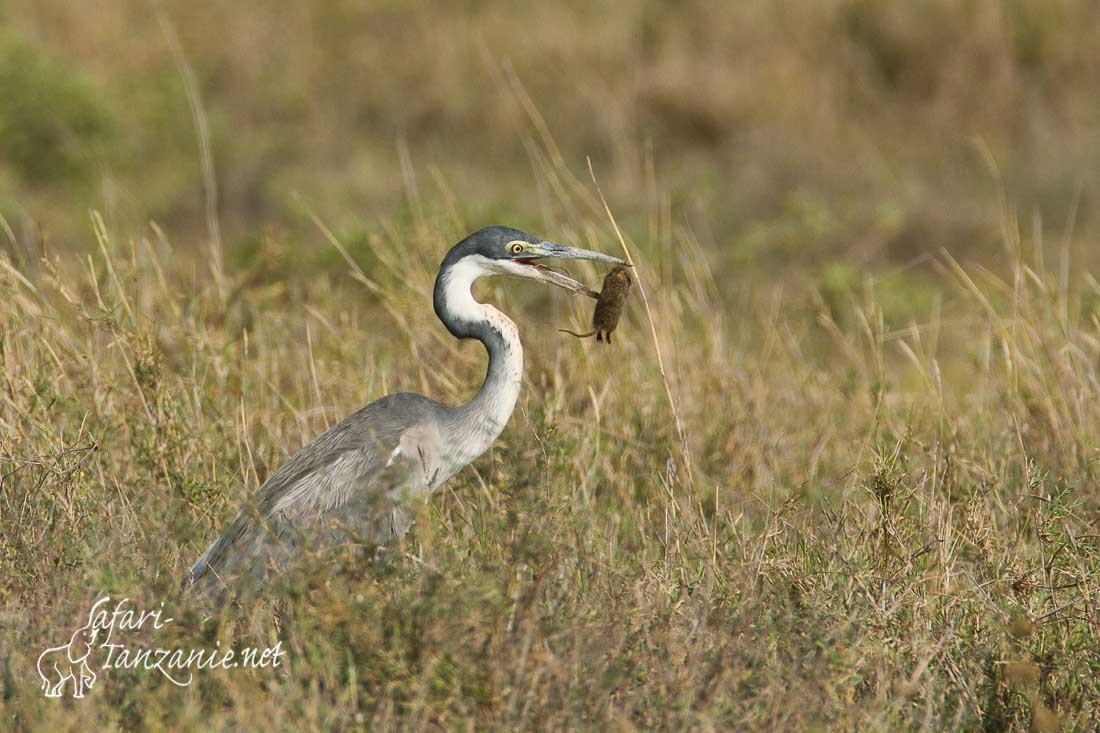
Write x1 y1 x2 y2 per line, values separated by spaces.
3 1 1100 730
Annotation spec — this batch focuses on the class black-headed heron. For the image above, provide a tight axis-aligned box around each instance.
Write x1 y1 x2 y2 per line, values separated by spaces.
185 226 625 596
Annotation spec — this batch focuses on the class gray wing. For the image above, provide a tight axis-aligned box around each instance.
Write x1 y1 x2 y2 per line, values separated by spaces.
185 393 445 597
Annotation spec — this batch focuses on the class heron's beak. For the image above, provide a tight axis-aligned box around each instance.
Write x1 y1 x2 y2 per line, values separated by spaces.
529 241 628 266
509 242 629 298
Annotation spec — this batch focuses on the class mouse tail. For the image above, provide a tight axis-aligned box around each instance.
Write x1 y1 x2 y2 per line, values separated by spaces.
558 328 596 339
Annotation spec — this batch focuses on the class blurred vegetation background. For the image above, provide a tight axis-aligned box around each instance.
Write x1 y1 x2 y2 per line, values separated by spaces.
3 0 1099 278
4 2 1100 728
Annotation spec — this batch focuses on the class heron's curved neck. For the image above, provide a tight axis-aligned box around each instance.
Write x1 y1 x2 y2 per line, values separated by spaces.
434 259 524 462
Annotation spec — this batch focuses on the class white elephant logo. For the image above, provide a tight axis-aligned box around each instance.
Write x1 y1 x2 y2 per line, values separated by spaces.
37 617 99 698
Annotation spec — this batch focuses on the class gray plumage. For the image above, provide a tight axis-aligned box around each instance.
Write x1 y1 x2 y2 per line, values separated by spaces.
185 226 626 598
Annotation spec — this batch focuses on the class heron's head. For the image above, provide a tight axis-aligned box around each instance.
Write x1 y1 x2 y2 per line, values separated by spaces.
439 226 627 296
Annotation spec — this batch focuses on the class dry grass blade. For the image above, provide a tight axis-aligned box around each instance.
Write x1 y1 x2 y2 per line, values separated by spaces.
586 157 694 489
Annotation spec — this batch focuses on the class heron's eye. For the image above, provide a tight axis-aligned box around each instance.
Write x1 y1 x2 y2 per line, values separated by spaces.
509 242 526 255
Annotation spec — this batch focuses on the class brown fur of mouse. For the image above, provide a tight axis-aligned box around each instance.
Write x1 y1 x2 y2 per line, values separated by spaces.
559 266 633 343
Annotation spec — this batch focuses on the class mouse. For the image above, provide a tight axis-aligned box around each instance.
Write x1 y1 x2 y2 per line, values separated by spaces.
559 265 632 343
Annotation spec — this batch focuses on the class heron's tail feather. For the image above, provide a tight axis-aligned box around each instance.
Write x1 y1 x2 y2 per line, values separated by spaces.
182 511 249 594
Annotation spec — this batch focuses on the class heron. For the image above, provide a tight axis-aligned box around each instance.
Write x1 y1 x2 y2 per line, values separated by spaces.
185 226 626 596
